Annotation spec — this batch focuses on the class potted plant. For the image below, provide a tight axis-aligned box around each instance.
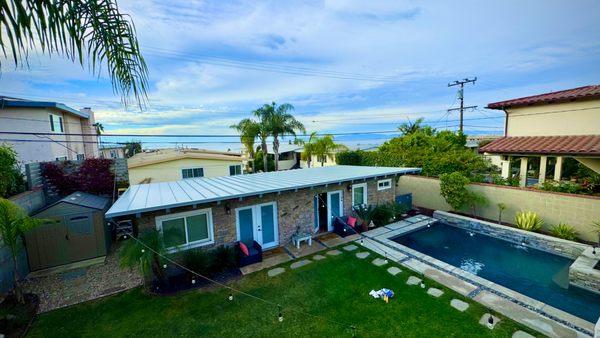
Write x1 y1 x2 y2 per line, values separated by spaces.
353 204 374 232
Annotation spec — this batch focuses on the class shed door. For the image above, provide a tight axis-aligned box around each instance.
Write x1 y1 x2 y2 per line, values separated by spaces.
26 212 103 271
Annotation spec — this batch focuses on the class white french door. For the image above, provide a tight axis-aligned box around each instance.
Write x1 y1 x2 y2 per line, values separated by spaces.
236 202 279 249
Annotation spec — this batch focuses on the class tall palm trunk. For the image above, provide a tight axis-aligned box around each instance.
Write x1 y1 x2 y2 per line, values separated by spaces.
273 134 280 171
12 253 23 303
261 139 268 172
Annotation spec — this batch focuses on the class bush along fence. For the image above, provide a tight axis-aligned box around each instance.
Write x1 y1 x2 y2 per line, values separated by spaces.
397 175 600 242
26 158 129 203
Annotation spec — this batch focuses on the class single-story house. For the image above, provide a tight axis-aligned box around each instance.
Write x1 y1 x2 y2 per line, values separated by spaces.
105 165 420 252
127 148 245 184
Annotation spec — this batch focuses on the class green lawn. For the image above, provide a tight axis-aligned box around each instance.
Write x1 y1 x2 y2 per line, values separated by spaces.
29 248 537 337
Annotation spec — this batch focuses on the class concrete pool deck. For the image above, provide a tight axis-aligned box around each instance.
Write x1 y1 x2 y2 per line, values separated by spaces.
357 214 597 338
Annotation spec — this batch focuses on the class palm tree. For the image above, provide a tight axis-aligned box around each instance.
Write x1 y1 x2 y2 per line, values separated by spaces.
313 135 347 166
230 119 260 164
259 102 305 171
93 122 105 136
301 132 318 168
0 199 51 303
120 230 167 287
1 1 148 107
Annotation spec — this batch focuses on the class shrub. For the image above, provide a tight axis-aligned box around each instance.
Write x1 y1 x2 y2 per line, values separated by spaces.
352 204 375 228
515 211 543 232
210 246 236 272
439 172 470 211
371 204 395 226
550 223 578 240
538 180 583 194
41 158 115 196
181 249 212 275
0 145 27 198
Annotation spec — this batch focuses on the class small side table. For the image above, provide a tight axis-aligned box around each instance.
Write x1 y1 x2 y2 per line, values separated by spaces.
292 232 312 249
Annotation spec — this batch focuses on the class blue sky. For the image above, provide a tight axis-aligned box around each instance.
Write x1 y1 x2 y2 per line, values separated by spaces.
3 0 600 151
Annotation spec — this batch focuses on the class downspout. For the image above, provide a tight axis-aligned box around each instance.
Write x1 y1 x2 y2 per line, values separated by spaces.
503 109 508 137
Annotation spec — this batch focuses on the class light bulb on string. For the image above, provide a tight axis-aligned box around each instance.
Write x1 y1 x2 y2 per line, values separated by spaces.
351 325 357 338
277 305 283 322
163 264 167 269
191 278 196 285
228 293 233 301
141 249 145 253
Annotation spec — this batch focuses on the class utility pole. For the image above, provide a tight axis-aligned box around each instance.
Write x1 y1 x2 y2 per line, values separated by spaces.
448 77 477 133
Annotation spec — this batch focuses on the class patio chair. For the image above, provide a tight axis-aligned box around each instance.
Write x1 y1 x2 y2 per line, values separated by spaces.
333 216 360 237
237 240 263 267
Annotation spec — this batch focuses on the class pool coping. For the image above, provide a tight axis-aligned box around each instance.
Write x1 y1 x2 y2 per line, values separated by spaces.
358 214 597 338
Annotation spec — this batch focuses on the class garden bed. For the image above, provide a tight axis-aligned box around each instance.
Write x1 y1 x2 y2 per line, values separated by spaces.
0 293 39 338
148 268 242 295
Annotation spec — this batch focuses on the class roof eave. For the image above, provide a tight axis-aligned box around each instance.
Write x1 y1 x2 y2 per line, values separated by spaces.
105 168 421 218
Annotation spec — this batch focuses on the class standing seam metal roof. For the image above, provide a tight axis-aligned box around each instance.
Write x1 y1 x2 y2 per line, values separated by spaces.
105 165 420 218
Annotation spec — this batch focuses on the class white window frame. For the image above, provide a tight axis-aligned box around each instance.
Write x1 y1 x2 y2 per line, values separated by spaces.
49 113 63 133
55 156 67 161
352 183 368 207
155 208 214 252
229 164 242 176
377 179 392 191
181 167 204 179
76 154 85 161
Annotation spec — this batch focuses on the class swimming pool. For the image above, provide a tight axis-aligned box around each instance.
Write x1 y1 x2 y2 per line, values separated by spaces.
392 221 600 323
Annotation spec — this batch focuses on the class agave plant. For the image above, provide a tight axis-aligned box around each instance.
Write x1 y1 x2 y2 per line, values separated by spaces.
352 204 375 230
550 223 578 241
515 211 543 232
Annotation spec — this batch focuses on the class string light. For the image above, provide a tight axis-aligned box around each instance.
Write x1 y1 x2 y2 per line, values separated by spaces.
228 293 234 301
141 249 145 253
420 282 425 289
278 305 284 322
163 264 167 268
191 278 196 285
351 325 357 337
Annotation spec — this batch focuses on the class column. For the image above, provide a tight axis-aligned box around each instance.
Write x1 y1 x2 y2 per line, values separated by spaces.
554 156 564 181
501 156 511 179
519 157 528 187
539 155 547 183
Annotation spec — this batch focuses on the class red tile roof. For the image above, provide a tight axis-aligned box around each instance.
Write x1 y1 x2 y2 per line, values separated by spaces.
479 135 600 156
487 85 600 110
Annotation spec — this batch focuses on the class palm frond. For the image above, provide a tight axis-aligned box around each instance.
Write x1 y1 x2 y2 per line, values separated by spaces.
0 0 148 108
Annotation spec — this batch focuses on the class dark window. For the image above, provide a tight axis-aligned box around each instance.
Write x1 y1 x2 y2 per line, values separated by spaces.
77 154 85 161
229 165 242 176
182 168 204 179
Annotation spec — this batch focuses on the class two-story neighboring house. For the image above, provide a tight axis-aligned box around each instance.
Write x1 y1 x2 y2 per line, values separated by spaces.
127 148 245 184
480 85 600 186
0 96 99 165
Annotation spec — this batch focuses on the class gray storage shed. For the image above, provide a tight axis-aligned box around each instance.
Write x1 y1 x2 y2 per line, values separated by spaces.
26 192 111 271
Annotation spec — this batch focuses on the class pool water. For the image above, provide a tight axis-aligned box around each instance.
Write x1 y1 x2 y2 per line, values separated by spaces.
393 222 600 323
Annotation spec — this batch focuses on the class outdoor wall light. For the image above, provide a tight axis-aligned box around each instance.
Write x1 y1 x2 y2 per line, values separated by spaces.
225 203 231 215
346 184 352 191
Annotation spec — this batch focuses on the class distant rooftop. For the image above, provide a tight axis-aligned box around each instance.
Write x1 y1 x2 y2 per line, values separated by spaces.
0 95 90 118
487 85 600 110
106 165 421 218
479 135 600 156
128 148 243 169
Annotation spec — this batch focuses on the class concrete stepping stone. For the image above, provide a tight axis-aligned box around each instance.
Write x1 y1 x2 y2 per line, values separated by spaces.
372 258 388 266
355 252 370 259
406 276 422 285
450 299 469 312
512 330 535 338
326 250 342 256
290 259 312 269
267 267 285 277
427 288 444 297
387 267 402 276
479 313 501 329
313 254 326 261
343 244 358 251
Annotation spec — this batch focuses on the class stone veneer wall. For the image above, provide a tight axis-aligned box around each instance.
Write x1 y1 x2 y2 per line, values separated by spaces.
133 177 396 250
433 211 589 259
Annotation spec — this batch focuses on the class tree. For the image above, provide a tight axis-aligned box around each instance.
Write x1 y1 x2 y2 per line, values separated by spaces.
0 144 26 198
120 230 167 287
230 119 260 161
300 132 317 168
312 134 347 166
398 117 435 136
439 172 471 211
123 141 142 158
93 122 104 136
1 1 148 107
0 199 50 303
259 102 305 171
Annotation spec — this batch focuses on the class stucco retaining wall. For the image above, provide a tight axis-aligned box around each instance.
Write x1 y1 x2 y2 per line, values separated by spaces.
398 175 600 242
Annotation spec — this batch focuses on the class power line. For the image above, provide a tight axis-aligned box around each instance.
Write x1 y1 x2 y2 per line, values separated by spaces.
0 130 402 138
